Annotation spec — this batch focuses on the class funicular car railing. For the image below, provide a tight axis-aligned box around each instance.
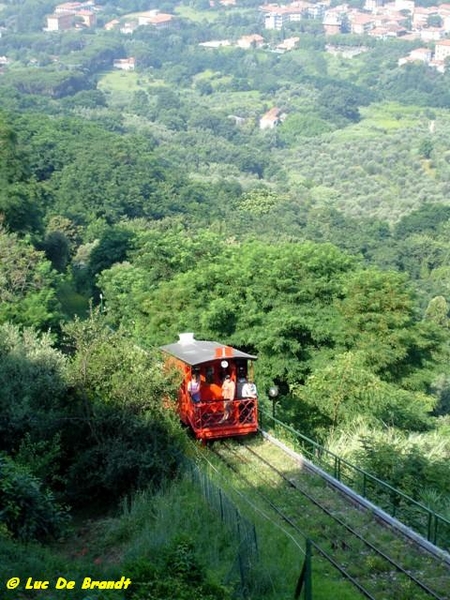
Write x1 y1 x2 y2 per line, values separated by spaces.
191 398 257 430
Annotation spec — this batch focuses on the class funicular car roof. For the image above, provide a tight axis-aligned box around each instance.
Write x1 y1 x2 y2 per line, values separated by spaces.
160 338 257 366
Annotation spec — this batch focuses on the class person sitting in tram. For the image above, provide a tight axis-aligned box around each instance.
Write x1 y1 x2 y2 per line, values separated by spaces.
187 372 201 403
238 378 257 424
241 379 258 399
221 374 235 421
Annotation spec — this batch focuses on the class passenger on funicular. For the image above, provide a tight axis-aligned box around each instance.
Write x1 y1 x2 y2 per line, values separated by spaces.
187 371 201 403
241 379 258 399
221 374 235 421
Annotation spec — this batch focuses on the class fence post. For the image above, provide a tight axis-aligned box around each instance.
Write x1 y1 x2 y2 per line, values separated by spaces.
304 538 312 600
294 539 313 600
434 514 439 546
219 489 224 520
427 511 433 543
252 523 259 556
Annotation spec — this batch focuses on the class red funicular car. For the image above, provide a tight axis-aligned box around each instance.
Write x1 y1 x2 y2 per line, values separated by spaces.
160 333 258 440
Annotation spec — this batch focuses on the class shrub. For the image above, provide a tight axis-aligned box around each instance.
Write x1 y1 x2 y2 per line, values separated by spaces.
0 454 69 541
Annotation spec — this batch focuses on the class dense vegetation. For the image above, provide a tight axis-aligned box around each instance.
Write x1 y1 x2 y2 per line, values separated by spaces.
1 0 450 596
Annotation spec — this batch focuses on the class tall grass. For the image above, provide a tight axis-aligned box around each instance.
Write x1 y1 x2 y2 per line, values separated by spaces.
107 479 232 584
325 416 450 463
325 416 450 518
0 462 374 599
102 473 300 599
102 463 364 599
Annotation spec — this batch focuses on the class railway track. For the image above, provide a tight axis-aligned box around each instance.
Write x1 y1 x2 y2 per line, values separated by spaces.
209 435 450 600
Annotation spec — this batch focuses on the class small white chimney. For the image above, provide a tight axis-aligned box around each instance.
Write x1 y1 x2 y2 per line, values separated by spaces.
178 332 195 344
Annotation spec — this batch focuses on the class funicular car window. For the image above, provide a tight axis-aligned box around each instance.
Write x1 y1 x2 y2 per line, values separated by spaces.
206 365 215 383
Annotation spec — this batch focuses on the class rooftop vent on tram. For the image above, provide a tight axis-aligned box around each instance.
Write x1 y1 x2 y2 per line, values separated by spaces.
178 332 195 345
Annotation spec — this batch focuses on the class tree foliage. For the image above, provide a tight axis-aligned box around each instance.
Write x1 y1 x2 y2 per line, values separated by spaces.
61 312 186 503
295 351 435 432
0 454 69 542
99 237 442 434
0 313 186 515
0 323 68 455
338 269 440 384
0 69 89 99
0 225 62 328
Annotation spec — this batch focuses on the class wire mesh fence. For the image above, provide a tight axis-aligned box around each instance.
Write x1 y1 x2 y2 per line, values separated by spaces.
187 460 259 596
186 459 311 599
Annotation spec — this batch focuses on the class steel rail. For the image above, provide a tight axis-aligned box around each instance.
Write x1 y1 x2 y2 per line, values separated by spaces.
262 429 450 567
211 444 378 600
242 442 445 600
212 440 448 600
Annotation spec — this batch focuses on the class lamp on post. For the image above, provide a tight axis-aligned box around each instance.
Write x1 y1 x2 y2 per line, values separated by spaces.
268 385 279 419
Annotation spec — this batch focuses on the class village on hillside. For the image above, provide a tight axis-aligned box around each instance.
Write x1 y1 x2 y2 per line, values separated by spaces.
1 0 450 74
259 0 450 70
200 0 450 72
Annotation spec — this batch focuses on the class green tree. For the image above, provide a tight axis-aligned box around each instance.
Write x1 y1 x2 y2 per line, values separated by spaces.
0 225 62 328
61 89 107 110
295 351 435 431
99 237 443 435
424 296 449 328
130 89 151 117
98 226 227 333
0 116 26 184
279 113 333 144
419 138 433 159
238 188 281 216
427 14 442 27
394 204 450 239
100 240 355 390
0 323 68 456
41 216 80 273
0 115 43 234
317 83 361 124
337 270 441 386
62 312 186 503
0 454 69 542
50 134 166 223
89 226 135 278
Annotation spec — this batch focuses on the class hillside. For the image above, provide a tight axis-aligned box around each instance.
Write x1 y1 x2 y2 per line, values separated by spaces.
0 0 449 597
